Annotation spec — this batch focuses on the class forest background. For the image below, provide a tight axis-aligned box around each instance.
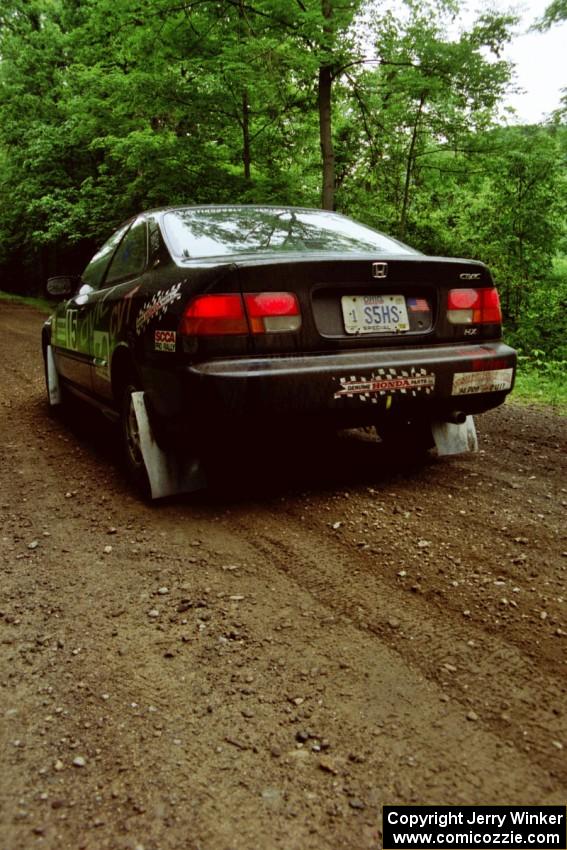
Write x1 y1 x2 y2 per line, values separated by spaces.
0 0 565 398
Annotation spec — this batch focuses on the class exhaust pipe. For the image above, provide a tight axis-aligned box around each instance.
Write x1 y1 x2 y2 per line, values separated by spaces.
446 411 467 425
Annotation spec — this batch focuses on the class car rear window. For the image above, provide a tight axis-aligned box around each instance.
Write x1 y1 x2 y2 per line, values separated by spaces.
163 207 417 259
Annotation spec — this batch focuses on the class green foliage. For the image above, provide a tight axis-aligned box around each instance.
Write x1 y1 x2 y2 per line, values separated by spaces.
335 5 516 236
503 254 567 412
512 360 567 412
0 0 565 384
504 256 567 361
537 0 567 29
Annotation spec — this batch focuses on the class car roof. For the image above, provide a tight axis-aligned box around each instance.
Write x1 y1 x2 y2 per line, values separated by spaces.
148 204 348 216
119 204 349 230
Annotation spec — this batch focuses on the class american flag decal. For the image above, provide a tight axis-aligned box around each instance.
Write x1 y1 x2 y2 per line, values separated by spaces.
407 297 430 312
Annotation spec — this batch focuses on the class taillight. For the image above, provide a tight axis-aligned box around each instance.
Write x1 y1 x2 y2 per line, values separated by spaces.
244 292 301 334
180 292 301 336
179 294 248 335
447 288 502 325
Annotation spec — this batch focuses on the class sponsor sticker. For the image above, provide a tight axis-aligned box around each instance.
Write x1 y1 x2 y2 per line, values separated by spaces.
154 329 176 352
136 283 183 335
452 368 513 395
334 368 436 402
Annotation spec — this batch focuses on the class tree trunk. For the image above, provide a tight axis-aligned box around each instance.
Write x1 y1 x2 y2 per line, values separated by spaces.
242 89 251 180
318 0 334 210
318 66 334 210
237 0 251 181
399 95 425 241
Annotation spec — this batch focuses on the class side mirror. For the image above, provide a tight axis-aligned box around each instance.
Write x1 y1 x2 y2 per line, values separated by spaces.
47 275 79 298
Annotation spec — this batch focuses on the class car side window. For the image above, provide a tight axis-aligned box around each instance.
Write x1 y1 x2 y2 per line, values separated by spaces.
148 216 170 268
105 218 147 285
81 224 130 290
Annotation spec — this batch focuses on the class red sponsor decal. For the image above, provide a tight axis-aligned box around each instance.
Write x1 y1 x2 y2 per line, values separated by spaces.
154 329 176 351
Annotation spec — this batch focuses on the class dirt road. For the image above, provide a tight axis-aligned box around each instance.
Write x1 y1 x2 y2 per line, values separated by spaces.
1 302 566 850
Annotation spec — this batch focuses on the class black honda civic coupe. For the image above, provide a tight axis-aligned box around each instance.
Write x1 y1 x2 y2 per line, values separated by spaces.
43 205 516 495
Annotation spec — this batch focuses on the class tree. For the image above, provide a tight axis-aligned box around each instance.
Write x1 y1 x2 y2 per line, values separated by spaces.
537 0 567 28
0 0 564 324
536 0 567 118
333 6 516 239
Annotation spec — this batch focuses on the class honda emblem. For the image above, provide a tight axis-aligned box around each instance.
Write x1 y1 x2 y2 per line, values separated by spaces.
372 262 388 279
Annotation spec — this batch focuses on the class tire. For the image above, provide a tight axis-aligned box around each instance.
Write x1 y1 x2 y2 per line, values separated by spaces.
376 415 434 458
43 344 67 417
119 380 151 497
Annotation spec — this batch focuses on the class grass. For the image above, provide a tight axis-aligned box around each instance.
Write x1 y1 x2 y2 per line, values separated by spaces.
511 361 567 414
505 255 567 414
0 289 52 313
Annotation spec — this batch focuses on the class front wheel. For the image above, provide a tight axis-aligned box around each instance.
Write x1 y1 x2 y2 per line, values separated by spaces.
43 343 67 417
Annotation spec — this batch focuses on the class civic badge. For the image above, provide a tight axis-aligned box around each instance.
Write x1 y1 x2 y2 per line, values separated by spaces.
372 262 388 279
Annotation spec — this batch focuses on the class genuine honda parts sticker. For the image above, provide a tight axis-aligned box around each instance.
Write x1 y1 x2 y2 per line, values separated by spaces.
334 368 436 401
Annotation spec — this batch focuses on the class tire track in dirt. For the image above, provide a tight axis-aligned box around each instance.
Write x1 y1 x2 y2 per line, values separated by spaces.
1 301 566 850
226 499 566 795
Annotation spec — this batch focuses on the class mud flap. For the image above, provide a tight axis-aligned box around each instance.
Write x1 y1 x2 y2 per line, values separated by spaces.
131 392 207 499
46 345 62 406
431 415 478 456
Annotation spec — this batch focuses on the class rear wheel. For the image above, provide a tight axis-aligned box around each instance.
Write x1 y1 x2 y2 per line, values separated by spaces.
376 415 434 458
119 380 150 496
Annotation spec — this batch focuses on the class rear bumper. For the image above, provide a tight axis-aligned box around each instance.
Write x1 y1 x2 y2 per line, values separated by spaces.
153 341 516 425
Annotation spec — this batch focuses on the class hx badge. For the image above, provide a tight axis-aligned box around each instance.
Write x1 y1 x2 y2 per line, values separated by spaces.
372 262 388 279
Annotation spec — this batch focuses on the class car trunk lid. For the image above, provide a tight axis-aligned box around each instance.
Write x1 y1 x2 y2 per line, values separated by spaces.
227 253 494 355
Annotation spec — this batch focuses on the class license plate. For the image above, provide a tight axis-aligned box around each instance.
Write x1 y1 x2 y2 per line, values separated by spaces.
341 295 409 334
